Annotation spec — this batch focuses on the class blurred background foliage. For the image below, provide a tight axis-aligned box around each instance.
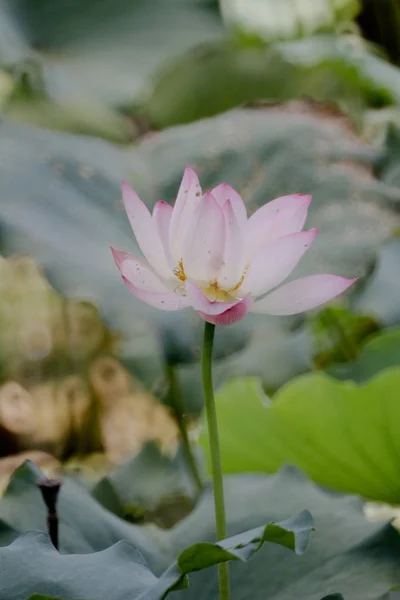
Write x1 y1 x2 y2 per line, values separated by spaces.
2 0 400 470
1 0 400 137
2 0 400 566
3 1 400 598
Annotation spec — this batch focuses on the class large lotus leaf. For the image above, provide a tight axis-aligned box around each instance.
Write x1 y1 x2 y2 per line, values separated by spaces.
199 378 277 474
1 458 399 600
354 238 400 326
168 470 400 600
354 128 400 324
0 508 312 600
0 0 223 137
0 532 181 600
0 461 167 571
327 328 400 382
353 128 400 323
200 369 400 503
220 0 360 42
142 34 400 128
0 517 18 547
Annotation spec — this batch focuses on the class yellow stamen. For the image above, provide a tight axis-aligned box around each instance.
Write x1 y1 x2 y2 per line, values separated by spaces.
209 279 219 292
173 259 187 282
207 279 231 302
229 270 246 292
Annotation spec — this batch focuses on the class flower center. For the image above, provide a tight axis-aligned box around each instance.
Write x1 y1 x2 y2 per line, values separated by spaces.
204 279 230 302
173 260 247 302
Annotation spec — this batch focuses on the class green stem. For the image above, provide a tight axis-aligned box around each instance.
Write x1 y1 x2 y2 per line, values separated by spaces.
201 322 231 600
165 363 203 493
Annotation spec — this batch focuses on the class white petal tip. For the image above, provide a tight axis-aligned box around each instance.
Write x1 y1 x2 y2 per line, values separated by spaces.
183 166 199 181
343 277 359 287
179 166 201 192
121 180 137 202
289 193 312 210
152 200 170 217
110 246 124 268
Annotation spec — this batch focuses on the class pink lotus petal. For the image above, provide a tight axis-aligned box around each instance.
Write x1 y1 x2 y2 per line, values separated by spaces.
185 281 242 315
211 183 247 226
111 247 170 293
217 199 247 290
113 172 357 326
251 274 358 315
121 276 191 311
240 229 318 297
169 167 202 263
246 194 312 261
197 298 252 326
153 201 173 268
121 181 170 278
182 192 225 283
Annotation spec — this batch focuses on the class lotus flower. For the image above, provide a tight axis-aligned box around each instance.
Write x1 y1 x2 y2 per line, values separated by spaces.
111 168 356 326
